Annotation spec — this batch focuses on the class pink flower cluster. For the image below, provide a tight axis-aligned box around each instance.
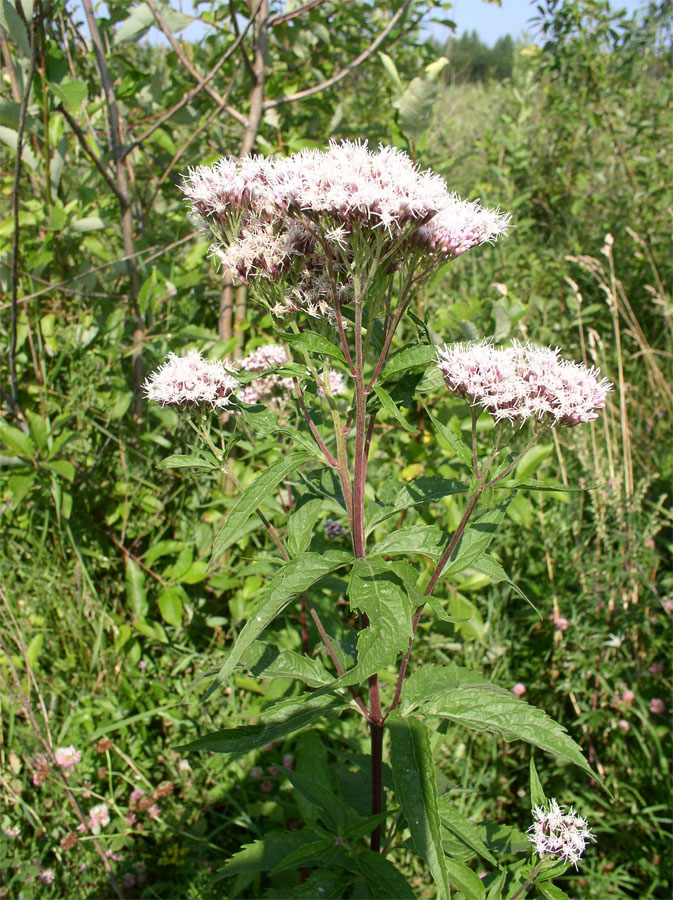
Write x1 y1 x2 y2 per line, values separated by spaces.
143 350 238 410
237 343 347 405
528 798 595 867
182 141 509 319
55 745 81 768
437 340 612 427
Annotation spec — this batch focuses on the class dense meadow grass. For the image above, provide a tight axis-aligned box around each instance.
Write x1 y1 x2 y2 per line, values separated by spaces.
0 1 671 897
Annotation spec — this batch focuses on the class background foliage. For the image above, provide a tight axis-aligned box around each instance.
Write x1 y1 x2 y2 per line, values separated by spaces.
0 0 671 897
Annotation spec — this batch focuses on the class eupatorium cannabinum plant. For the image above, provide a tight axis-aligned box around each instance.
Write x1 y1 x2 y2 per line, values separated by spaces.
144 141 610 899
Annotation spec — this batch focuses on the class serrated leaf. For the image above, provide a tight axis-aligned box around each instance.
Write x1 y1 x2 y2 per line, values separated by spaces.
401 664 594 777
211 453 309 561
270 839 333 875
205 550 352 697
438 801 497 866
367 476 468 530
424 405 473 466
178 692 345 754
445 858 485 900
281 330 346 364
282 768 356 832
372 525 447 562
290 870 352 899
389 715 449 900
441 501 510 579
221 828 322 875
382 343 436 379
472 555 532 607
358 850 416 899
373 384 415 432
241 642 333 687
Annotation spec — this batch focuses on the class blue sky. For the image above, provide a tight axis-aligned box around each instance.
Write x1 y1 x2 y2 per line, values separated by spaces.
444 0 648 45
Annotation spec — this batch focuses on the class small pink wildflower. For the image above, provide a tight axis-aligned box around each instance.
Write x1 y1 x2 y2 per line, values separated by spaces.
55 745 82 769
282 754 294 769
4 824 20 838
139 659 147 670
144 350 238 410
649 662 664 675
645 537 655 549
259 780 273 793
553 616 569 631
512 683 526 697
437 340 612 427
129 788 145 807
622 689 635 704
250 766 264 780
88 803 110 834
105 850 122 862
125 811 137 826
147 804 161 820
650 698 665 714
617 719 630 732
38 868 56 885
663 598 673 613
267 765 279 778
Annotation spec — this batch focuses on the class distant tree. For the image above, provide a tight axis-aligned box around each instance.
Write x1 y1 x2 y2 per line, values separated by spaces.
442 29 513 82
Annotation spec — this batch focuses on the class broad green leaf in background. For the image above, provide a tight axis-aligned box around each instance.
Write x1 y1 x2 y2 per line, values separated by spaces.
441 500 510 578
157 586 184 627
0 1 29 55
241 642 333 687
204 550 352 696
536 882 573 900
445 858 485 900
159 452 219 471
389 715 450 900
372 524 447 562
281 329 347 364
211 452 310 560
437 799 497 867
287 495 323 556
125 557 148 619
0 421 35 458
367 475 468 530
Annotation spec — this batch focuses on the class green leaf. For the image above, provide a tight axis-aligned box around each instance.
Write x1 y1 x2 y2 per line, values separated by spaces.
373 384 416 432
48 79 87 112
0 125 38 170
282 767 356 832
529 756 546 809
441 501 509 579
157 586 184 627
205 550 352 696
158 453 218 470
358 851 416 899
536 882 572 900
396 76 441 145
492 478 587 492
282 330 346 364
125 558 147 619
43 459 75 482
372 525 447 562
423 405 473 467
287 496 322 556
221 829 322 875
382 343 436 379
378 51 403 89
290 870 353 899
144 540 189 567
113 1 154 44
269 839 333 875
0 0 29 55
445 859 485 900
26 633 44 670
401 664 594 777
448 594 485 644
368 476 468 530
472 555 532 607
211 453 309 561
389 715 449 900
25 410 48 450
70 216 111 233
241 642 333 687
178 692 345 754
515 443 554 479
438 802 497 867
0 421 35 458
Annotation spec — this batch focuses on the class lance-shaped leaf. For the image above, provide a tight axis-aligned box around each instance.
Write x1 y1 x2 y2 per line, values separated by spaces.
372 384 416 432
178 692 346 754
423 404 473 466
372 524 447 562
281 330 347 364
381 342 436 380
241 642 333 687
211 452 309 561
389 715 450 900
437 799 497 867
205 550 352 698
400 664 594 778
357 851 416 899
220 828 323 875
367 476 468 531
441 500 510 579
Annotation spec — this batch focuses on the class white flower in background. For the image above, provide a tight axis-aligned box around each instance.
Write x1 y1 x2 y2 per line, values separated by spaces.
317 370 347 398
437 340 612 427
143 350 238 410
528 799 595 867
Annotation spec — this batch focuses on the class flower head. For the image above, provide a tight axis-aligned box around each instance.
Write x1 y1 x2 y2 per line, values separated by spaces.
88 803 110 834
55 745 82 769
38 868 56 885
437 340 612 427
144 350 238 410
325 519 347 539
528 799 594 868
650 698 665 714
237 343 294 406
512 682 527 697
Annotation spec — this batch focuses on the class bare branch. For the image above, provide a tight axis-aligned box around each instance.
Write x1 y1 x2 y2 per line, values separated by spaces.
264 0 412 110
266 0 333 27
59 105 123 201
